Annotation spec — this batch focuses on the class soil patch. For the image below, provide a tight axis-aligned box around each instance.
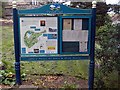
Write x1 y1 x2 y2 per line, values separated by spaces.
1 75 88 89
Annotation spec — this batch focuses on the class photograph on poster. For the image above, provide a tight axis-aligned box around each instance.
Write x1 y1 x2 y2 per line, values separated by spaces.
49 28 57 32
40 20 45 26
34 49 39 53
48 34 57 39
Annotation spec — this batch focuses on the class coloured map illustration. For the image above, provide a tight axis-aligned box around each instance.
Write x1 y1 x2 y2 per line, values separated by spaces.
24 30 46 48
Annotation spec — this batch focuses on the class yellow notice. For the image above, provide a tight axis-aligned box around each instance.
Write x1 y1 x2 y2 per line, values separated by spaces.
48 46 55 50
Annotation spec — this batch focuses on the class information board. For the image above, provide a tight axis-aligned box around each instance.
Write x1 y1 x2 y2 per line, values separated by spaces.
13 2 96 87
17 3 93 59
20 17 58 55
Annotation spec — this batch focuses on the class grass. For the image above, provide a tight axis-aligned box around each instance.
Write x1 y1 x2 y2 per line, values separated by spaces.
0 5 2 18
1 26 14 62
0 26 2 61
1 26 89 79
21 60 89 79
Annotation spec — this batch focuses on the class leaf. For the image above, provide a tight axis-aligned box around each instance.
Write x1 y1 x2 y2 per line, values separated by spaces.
3 78 11 85
10 81 15 86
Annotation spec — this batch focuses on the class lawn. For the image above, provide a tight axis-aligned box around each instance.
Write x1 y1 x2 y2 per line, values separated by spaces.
1 26 89 79
0 26 2 61
0 5 2 18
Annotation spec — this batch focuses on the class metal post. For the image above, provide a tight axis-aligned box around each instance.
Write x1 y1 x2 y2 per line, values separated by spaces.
12 1 21 85
88 1 96 90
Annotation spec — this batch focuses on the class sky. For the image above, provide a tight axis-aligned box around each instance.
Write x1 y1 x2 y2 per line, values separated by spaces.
54 0 120 4
105 0 119 4
6 0 120 4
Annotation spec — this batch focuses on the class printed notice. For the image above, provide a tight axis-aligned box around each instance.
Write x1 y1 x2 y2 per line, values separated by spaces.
74 19 82 30
79 42 88 52
63 30 88 41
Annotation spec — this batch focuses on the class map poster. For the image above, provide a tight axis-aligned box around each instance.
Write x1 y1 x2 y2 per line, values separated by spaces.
20 17 58 55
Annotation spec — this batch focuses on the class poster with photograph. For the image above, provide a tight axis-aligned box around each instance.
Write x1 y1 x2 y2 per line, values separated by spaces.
63 19 72 30
20 17 58 55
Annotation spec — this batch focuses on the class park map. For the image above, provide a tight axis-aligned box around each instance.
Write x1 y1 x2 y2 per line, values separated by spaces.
20 17 58 54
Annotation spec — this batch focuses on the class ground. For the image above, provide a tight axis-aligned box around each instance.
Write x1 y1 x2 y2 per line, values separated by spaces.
23 75 88 88
1 75 88 89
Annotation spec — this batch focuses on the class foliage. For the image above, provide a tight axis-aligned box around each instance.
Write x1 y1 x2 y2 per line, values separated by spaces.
0 2 8 18
21 61 89 79
2 26 14 62
108 4 120 14
0 70 15 85
62 82 77 89
0 70 27 85
0 26 27 85
71 2 110 27
71 2 120 88
96 23 120 73
2 2 119 88
95 23 120 88
0 60 27 85
0 2 2 18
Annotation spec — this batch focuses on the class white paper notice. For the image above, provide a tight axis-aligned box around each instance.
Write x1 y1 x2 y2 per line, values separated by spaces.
79 42 88 52
46 40 57 54
63 30 88 41
74 19 82 30
62 30 88 52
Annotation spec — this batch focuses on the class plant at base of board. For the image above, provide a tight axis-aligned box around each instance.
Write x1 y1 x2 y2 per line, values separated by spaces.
0 60 27 86
0 70 27 86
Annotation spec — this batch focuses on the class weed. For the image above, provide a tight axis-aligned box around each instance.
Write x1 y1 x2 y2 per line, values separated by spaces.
63 83 77 90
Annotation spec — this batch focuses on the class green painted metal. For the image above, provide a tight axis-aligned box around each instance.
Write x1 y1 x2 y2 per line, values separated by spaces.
18 3 92 15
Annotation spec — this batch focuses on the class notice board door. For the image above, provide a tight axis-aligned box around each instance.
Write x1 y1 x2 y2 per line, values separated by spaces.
60 16 91 54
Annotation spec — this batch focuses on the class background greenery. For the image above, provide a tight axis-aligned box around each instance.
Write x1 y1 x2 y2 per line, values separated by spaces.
71 2 120 88
0 1 120 88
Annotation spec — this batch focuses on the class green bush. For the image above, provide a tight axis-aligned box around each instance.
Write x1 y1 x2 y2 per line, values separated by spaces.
95 23 120 88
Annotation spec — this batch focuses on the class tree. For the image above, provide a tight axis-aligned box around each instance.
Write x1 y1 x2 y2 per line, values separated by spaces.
108 4 120 14
0 2 8 18
95 23 120 88
71 2 110 27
